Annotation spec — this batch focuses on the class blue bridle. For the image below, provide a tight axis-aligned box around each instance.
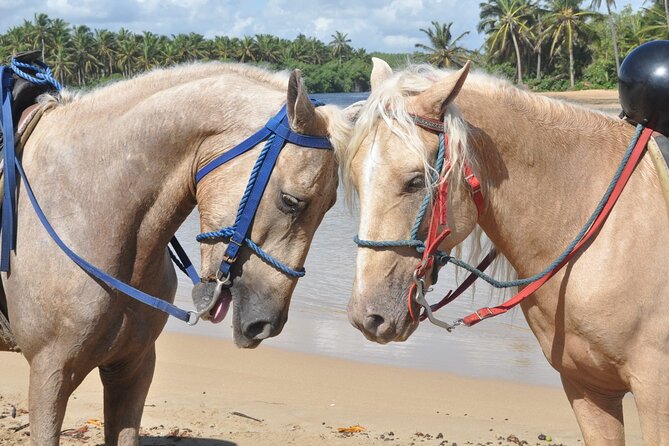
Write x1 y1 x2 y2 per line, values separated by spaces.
194 101 332 285
0 59 331 324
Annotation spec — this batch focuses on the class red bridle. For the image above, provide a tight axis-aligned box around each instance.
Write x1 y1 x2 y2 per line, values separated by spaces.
406 114 484 322
408 113 653 330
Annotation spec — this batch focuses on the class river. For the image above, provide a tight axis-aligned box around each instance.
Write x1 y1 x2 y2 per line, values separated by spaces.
166 92 560 388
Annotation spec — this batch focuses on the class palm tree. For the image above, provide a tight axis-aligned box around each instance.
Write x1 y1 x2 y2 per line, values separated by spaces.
29 13 51 61
50 33 75 85
289 34 314 64
329 31 352 64
639 3 669 40
416 21 471 68
527 5 548 79
94 29 117 78
544 0 597 88
138 31 160 71
117 28 139 76
71 25 98 85
590 0 620 73
237 36 257 62
478 0 534 83
255 34 283 64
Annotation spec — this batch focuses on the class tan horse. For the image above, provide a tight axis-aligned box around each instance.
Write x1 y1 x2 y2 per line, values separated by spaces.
1 63 349 445
342 58 669 444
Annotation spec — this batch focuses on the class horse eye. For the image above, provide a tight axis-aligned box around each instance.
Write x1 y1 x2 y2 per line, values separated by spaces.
279 192 305 214
405 175 425 192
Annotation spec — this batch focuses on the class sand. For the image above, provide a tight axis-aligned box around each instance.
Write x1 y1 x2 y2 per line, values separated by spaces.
0 331 643 446
0 89 644 446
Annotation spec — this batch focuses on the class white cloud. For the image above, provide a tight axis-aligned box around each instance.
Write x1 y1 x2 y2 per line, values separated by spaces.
0 0 652 53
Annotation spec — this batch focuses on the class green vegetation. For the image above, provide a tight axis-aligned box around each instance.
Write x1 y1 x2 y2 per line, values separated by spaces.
2 3 669 93
476 0 669 90
0 13 373 93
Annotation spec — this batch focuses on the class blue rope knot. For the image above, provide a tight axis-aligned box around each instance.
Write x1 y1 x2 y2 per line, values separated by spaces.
11 59 62 91
196 226 305 278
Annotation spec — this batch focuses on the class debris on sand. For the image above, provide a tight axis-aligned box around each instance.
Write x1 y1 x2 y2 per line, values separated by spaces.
337 424 366 433
230 411 263 423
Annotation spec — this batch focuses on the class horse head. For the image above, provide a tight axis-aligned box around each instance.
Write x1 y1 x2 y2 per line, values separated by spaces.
343 59 480 343
194 69 347 348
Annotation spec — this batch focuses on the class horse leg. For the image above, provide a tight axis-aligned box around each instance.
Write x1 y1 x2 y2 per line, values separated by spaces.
560 375 626 445
27 354 87 445
629 358 669 444
99 343 156 446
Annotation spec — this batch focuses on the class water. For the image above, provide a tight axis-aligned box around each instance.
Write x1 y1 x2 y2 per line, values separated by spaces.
166 92 560 388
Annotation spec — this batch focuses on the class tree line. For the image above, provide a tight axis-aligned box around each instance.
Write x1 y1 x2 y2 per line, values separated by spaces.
469 0 669 90
2 2 669 93
0 14 371 92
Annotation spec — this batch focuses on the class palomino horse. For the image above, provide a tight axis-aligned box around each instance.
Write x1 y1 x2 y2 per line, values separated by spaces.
342 58 668 444
1 63 348 445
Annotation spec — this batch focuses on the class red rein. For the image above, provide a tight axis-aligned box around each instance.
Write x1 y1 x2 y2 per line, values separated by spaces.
407 114 652 328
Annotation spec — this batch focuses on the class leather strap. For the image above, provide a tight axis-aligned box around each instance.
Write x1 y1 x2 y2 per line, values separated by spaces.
461 126 654 326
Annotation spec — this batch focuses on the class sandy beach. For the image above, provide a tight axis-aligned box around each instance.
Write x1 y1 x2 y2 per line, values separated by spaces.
0 89 643 446
0 330 642 446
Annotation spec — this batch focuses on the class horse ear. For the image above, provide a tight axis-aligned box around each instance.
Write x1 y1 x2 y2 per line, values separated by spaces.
416 60 471 117
287 69 323 134
371 57 393 91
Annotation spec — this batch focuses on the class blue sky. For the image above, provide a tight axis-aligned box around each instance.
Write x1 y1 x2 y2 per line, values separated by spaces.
0 0 651 53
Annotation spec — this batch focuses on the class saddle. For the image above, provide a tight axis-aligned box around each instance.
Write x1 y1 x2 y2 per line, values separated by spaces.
0 51 55 153
0 51 57 353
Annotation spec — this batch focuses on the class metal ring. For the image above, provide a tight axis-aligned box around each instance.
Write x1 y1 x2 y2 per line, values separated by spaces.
216 270 232 286
187 311 200 326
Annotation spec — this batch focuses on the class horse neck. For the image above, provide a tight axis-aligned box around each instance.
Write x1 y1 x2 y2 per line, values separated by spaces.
457 84 635 276
46 74 285 270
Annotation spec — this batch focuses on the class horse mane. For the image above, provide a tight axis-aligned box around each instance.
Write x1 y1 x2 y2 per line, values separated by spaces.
39 62 291 107
342 63 624 293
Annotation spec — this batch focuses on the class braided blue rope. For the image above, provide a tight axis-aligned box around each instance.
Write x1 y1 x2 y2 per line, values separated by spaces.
410 133 446 240
196 227 305 277
11 59 62 91
196 133 305 277
434 123 644 289
233 133 275 227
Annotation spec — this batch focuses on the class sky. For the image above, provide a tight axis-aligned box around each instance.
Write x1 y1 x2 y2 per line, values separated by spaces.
0 0 651 53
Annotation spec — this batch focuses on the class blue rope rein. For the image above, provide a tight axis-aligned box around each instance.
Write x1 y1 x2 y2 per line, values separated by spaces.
354 121 645 291
195 132 305 278
435 123 644 289
11 59 62 91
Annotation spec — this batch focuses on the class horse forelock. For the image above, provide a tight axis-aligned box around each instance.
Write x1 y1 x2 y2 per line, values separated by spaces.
340 63 472 208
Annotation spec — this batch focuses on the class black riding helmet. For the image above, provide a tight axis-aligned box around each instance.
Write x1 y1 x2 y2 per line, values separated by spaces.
618 40 669 136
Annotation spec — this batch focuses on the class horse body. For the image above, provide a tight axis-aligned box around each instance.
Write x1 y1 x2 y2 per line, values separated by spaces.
345 60 669 444
2 62 346 445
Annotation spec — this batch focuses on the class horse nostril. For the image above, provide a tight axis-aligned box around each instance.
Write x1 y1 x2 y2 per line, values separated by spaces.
363 314 385 333
243 321 273 340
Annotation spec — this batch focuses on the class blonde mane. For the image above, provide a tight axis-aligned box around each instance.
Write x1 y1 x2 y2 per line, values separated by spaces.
40 62 291 106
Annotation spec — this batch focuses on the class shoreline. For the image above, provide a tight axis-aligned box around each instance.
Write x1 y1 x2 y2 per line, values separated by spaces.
0 331 642 445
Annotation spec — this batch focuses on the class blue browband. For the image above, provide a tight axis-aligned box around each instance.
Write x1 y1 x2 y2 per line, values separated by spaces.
195 101 332 284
